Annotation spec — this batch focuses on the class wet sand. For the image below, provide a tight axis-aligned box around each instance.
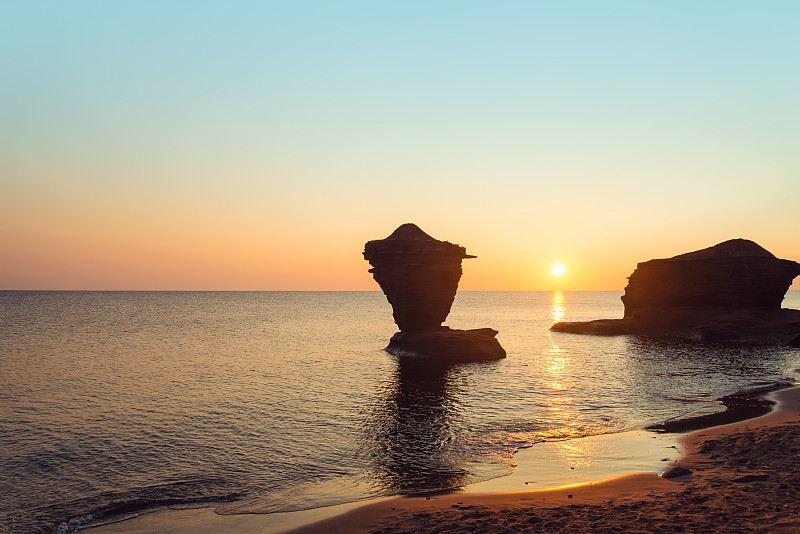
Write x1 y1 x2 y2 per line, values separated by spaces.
88 387 800 533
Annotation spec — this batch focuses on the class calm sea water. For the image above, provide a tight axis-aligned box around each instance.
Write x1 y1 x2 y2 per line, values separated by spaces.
2 291 799 533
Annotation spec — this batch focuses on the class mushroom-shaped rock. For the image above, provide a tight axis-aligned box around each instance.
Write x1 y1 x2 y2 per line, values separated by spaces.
363 223 474 332
551 239 800 345
364 224 505 360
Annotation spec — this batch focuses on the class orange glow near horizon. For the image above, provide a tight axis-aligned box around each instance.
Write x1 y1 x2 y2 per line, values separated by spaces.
2 213 800 291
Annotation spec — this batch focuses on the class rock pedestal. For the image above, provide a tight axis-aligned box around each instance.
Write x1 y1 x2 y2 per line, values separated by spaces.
385 327 504 360
551 239 800 345
364 224 505 360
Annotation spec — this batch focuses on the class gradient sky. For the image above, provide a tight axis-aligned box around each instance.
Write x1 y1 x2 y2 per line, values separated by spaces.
2 1 798 290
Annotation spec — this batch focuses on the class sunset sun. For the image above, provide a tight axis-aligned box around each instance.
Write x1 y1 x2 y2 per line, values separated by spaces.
551 263 566 277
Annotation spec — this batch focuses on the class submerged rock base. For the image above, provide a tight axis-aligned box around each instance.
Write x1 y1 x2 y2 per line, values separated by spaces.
386 327 506 360
552 307 800 345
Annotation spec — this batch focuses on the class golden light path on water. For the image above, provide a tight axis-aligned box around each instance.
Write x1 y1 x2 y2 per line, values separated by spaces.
542 291 578 439
545 291 600 468
466 290 684 495
544 291 629 471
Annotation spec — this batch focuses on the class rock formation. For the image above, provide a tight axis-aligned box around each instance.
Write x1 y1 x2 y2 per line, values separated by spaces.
621 239 799 314
551 239 800 345
363 223 471 332
364 223 505 360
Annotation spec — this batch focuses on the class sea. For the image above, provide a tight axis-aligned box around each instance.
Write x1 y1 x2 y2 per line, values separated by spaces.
2 290 799 533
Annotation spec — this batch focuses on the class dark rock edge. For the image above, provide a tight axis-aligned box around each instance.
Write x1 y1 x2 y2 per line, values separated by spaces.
385 327 506 361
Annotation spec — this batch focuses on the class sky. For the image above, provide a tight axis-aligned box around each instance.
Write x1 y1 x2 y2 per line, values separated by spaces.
2 1 799 291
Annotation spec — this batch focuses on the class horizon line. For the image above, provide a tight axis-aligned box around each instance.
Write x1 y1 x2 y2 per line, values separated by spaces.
0 288 629 292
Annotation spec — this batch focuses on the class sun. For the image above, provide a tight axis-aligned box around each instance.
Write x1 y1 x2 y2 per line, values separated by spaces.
551 263 566 276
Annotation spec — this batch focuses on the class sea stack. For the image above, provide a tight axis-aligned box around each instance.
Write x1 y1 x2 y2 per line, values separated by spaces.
363 223 505 360
551 239 800 345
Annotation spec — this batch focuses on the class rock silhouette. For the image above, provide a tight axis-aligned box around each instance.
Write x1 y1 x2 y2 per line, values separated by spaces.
364 224 505 360
552 239 800 345
622 239 800 314
363 223 471 331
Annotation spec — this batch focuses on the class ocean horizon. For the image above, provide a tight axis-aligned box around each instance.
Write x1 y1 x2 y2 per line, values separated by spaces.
2 290 799 533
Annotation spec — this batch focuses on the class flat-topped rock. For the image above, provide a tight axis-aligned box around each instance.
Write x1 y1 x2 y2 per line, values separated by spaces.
621 239 800 315
552 239 800 345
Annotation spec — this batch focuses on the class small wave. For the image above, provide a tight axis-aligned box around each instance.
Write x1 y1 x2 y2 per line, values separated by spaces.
720 378 796 398
54 513 139 533
479 417 629 460
662 397 716 403
53 514 95 534
38 480 245 534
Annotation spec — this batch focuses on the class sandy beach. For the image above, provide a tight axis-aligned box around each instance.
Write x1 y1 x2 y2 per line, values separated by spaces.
287 386 800 534
88 386 800 534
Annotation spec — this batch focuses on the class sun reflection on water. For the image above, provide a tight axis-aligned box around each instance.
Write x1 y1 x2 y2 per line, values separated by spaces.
543 290 579 435
539 291 629 467
543 344 570 391
551 434 603 470
549 290 566 324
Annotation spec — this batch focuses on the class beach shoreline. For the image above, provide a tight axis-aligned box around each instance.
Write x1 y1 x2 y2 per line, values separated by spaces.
86 385 800 533
286 385 800 533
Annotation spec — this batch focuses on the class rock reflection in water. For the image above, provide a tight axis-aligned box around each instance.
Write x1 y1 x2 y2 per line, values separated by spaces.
362 358 485 495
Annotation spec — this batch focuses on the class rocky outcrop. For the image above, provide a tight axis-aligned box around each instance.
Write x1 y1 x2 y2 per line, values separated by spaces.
552 239 800 345
364 224 505 360
621 239 799 315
